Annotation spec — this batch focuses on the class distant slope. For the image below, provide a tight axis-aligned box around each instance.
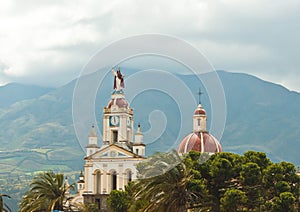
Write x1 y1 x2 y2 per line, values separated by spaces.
0 80 84 175
216 71 300 163
173 71 300 164
0 83 53 108
0 70 299 179
1 70 300 210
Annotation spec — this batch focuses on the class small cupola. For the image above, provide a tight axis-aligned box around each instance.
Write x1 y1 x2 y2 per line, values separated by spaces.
193 104 207 132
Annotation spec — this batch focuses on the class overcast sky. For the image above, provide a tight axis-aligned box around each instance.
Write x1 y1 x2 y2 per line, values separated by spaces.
0 0 299 91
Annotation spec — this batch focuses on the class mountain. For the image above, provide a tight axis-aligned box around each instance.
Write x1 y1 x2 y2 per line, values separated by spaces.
217 71 300 162
1 70 300 210
0 80 83 173
0 83 53 108
0 70 299 177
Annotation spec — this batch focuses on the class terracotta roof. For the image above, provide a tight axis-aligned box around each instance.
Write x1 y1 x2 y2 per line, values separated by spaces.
194 104 206 115
178 131 222 154
107 98 129 109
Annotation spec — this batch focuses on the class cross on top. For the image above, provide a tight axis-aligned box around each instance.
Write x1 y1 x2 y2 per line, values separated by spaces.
197 88 203 104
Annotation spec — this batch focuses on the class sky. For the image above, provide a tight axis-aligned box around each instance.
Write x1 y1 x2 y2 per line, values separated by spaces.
0 0 299 91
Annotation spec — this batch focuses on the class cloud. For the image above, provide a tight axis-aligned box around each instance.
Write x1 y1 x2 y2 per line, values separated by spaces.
0 0 299 90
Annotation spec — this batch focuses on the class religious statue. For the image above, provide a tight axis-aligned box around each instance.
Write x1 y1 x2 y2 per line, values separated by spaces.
112 67 124 91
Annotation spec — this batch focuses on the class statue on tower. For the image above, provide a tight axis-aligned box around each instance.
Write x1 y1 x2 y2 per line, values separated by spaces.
112 67 124 91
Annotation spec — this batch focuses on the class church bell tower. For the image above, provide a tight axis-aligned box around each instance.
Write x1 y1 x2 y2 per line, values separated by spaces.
102 90 134 145
102 68 135 149
74 68 147 209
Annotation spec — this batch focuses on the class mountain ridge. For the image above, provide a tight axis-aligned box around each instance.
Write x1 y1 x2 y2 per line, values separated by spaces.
0 70 299 177
0 83 54 108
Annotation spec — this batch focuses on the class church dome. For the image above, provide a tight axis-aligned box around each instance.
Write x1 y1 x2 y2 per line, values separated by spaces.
178 132 222 154
194 104 206 115
107 98 129 109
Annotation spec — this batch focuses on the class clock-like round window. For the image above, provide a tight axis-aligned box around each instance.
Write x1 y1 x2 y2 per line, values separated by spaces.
110 151 117 157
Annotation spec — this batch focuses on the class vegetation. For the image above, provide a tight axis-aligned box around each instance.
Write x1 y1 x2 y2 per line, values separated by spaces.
19 171 74 211
19 151 299 212
0 194 11 212
220 189 247 211
107 182 148 212
108 150 299 212
75 202 99 212
108 189 131 212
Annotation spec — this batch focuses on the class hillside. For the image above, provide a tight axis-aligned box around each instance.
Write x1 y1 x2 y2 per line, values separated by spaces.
217 71 300 162
0 83 53 108
1 70 300 210
0 70 299 178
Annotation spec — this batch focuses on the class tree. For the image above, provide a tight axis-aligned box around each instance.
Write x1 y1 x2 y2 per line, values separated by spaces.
263 161 299 205
240 162 261 186
278 161 299 198
19 190 48 212
0 194 11 212
243 151 271 171
105 150 299 212
106 181 147 212
271 192 296 212
220 189 247 212
108 190 131 212
275 181 291 194
75 203 99 212
280 192 296 212
202 153 238 212
240 162 262 209
19 171 74 212
132 150 208 212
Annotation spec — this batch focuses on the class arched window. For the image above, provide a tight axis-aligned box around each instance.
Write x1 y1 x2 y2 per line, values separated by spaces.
94 170 101 194
111 170 117 191
112 131 118 143
127 170 132 182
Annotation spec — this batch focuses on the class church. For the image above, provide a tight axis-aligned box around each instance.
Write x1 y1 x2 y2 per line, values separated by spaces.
72 68 146 209
72 68 222 210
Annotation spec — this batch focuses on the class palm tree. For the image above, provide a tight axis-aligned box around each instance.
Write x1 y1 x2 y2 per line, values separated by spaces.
19 171 74 212
19 191 47 212
74 203 98 212
0 194 11 212
133 150 208 212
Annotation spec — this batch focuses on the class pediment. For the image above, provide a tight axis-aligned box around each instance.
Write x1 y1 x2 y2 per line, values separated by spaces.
86 144 136 159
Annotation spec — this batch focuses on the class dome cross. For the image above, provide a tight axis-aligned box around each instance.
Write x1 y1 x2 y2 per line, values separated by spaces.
197 88 203 104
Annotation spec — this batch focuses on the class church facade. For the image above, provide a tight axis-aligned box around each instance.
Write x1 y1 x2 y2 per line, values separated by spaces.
72 68 146 210
71 68 223 211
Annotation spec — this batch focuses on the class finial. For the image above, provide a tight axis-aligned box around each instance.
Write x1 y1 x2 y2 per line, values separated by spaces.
89 123 97 137
137 123 141 133
197 88 203 104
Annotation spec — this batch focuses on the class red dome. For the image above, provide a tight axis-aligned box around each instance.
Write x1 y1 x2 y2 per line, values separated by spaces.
194 104 206 115
178 132 222 154
107 98 129 109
